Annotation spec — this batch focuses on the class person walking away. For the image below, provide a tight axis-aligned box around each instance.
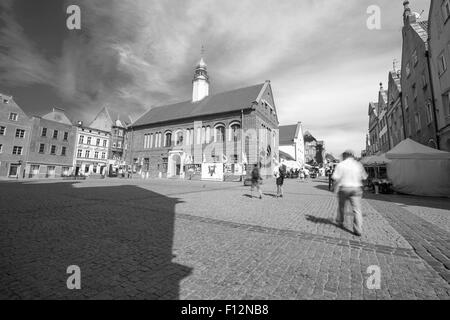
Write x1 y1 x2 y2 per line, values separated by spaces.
276 164 286 198
327 166 334 191
332 150 368 236
251 164 263 199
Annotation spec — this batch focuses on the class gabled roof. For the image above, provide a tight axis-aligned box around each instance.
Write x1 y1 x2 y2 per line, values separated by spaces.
41 108 73 125
411 21 429 49
132 82 267 127
389 71 402 92
279 124 298 145
89 106 132 131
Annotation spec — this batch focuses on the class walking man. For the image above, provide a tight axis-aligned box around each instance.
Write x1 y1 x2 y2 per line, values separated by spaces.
332 150 368 236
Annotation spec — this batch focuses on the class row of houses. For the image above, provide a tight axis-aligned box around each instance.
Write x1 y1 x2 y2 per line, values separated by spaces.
365 0 450 156
0 93 130 179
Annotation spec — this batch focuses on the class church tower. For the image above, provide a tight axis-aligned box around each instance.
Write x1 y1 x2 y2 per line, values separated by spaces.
192 54 209 102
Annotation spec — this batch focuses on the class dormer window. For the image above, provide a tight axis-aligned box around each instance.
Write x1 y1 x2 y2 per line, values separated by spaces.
9 113 18 121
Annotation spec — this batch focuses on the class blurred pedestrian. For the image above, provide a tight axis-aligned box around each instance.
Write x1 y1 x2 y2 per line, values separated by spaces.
274 164 286 198
332 150 368 236
251 164 263 199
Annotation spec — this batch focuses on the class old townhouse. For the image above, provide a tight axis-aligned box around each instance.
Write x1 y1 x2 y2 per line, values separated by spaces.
73 124 110 177
278 122 305 167
0 93 32 178
367 102 379 155
26 108 77 178
126 57 279 181
428 0 450 151
401 1 438 148
88 107 131 175
377 83 390 153
386 70 405 149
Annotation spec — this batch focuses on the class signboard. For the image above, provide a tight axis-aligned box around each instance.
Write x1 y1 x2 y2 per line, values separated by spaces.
201 163 224 181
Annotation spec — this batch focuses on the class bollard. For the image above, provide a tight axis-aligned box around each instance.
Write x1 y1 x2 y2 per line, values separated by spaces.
374 184 379 194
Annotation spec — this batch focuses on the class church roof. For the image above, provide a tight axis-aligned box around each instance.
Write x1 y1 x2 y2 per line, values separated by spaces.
411 21 429 49
132 82 266 127
279 124 298 145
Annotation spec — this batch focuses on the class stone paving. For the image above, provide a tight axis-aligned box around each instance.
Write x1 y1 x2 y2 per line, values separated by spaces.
0 177 449 299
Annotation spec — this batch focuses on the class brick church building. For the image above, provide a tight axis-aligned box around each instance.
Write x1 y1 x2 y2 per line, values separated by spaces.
126 56 279 181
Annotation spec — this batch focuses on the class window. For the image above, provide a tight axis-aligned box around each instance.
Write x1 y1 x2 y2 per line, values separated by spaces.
412 50 418 66
42 128 47 137
206 126 211 143
230 123 241 142
405 62 411 77
0 126 5 135
96 138 100 146
50 145 57 155
12 146 22 155
149 133 154 149
39 144 45 154
425 102 433 125
113 143 116 148
175 131 183 146
165 132 172 147
87 137 91 145
412 83 417 99
85 150 90 158
414 113 421 132
118 141 122 148
215 125 225 142
443 92 450 114
79 135 84 144
144 158 150 171
404 96 409 110
101 152 106 159
0 144 2 153
103 139 107 147
15 129 25 138
118 130 123 137
438 53 447 75
61 147 67 156
63 132 68 141
53 130 58 139
421 73 427 88
9 113 18 121
77 149 82 157
94 151 99 159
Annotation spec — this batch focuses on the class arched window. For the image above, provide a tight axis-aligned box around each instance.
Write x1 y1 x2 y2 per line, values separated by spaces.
201 127 206 144
214 124 225 142
229 122 241 142
164 131 172 147
206 126 211 143
175 130 183 146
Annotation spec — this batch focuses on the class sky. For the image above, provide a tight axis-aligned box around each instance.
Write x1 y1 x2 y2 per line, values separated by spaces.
0 0 431 157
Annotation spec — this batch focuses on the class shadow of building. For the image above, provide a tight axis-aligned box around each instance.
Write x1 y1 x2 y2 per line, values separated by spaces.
0 181 192 299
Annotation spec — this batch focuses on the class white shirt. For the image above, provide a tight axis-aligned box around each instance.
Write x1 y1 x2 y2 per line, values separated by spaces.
332 158 368 188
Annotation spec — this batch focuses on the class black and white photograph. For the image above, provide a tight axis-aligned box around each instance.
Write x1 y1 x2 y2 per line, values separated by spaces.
0 0 450 308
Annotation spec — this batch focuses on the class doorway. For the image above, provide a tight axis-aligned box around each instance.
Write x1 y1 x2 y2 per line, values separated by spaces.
8 164 19 178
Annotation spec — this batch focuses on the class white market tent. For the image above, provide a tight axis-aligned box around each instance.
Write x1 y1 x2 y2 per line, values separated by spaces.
361 153 390 166
385 139 450 197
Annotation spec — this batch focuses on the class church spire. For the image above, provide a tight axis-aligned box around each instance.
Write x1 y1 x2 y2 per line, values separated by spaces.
192 46 210 102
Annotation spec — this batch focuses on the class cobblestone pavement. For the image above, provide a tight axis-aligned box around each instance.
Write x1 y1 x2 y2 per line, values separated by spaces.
0 178 449 299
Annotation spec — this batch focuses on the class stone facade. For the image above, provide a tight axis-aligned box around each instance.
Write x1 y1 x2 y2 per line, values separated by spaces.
0 94 32 178
428 0 450 151
386 70 405 149
25 109 77 178
73 126 110 177
401 2 438 148
126 59 279 182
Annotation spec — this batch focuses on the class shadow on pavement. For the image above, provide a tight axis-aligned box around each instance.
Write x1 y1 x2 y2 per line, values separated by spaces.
363 191 450 211
305 214 354 235
314 184 333 192
0 181 192 300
